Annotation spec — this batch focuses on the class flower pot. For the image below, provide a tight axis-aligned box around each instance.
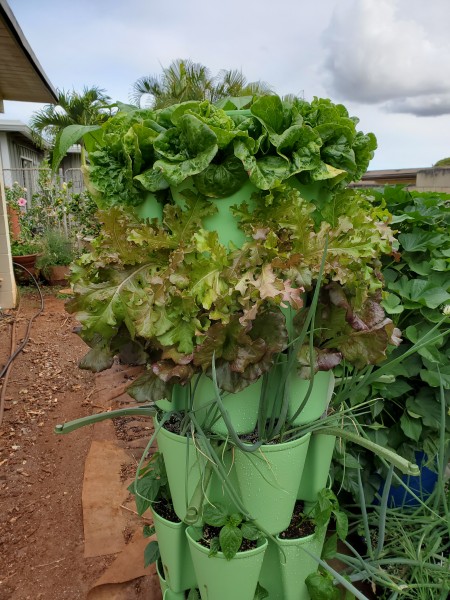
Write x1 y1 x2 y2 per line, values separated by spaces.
297 433 336 502
155 417 239 519
275 527 327 600
12 253 40 282
192 375 262 435
375 451 438 508
153 504 197 592
45 265 71 286
258 538 283 600
155 418 209 521
185 526 267 600
287 371 335 426
234 433 311 535
156 558 169 596
7 206 21 240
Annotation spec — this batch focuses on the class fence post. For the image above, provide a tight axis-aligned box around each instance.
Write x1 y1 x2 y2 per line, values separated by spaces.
59 167 69 237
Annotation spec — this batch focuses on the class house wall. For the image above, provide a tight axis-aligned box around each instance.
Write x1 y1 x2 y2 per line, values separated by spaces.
416 168 450 193
2 132 44 204
0 150 17 309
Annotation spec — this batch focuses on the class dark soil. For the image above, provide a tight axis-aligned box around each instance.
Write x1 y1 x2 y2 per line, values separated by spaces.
199 524 258 553
278 500 316 539
160 412 187 435
152 498 180 523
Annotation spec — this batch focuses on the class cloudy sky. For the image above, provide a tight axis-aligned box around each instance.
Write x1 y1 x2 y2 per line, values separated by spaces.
3 0 450 170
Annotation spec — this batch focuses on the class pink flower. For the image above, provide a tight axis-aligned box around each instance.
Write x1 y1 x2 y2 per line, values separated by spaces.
17 198 27 207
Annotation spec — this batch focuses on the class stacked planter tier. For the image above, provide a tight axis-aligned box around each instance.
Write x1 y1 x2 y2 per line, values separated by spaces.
152 185 336 600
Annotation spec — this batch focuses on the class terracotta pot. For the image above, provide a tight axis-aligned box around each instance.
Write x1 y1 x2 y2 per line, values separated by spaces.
12 253 40 281
7 206 21 240
45 265 71 286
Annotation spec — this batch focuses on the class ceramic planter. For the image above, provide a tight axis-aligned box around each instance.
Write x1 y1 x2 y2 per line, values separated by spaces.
297 433 336 502
152 504 197 592
185 526 267 600
192 375 262 436
287 370 335 426
234 433 311 535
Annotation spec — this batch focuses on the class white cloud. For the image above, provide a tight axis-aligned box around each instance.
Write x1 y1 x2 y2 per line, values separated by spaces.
323 0 450 114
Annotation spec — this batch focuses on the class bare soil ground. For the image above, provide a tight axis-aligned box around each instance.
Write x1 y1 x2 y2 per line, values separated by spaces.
0 289 153 600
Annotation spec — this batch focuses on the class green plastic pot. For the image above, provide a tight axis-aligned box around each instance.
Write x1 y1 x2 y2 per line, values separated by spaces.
156 558 169 596
275 528 326 600
171 179 257 248
234 433 311 535
202 180 257 247
153 504 197 592
134 192 163 221
155 417 209 521
192 375 262 436
185 526 267 600
258 538 283 600
297 433 336 502
163 589 188 600
287 371 335 426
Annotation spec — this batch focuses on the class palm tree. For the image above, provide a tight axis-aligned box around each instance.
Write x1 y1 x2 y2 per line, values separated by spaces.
29 86 111 147
130 59 273 109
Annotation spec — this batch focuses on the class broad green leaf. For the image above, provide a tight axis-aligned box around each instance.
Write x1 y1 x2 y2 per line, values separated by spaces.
127 372 173 403
241 522 260 541
400 413 422 442
143 524 155 538
381 292 404 315
219 523 243 560
334 510 348 540
203 503 228 527
306 571 341 600
144 541 160 567
52 124 101 170
128 476 159 515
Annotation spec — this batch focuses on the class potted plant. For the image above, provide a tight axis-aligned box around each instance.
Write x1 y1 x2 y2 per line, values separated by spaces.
129 451 197 595
36 229 76 285
185 503 267 600
52 94 433 599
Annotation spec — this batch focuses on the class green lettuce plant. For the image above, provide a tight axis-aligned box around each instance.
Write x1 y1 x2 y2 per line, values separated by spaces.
54 95 401 403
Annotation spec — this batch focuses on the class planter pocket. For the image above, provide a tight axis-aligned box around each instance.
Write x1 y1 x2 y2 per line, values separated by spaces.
288 371 335 426
234 433 311 535
297 433 336 503
155 418 209 521
275 528 327 600
153 506 197 592
185 526 267 600
192 375 262 436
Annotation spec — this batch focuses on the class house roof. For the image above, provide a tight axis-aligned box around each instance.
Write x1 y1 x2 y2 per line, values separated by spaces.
0 0 58 107
0 118 34 142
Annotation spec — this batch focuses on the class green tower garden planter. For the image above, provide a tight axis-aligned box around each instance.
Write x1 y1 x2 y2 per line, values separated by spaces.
51 93 425 600
185 526 267 600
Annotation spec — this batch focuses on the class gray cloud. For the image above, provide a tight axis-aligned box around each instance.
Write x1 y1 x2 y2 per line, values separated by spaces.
323 0 450 115
385 94 450 117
